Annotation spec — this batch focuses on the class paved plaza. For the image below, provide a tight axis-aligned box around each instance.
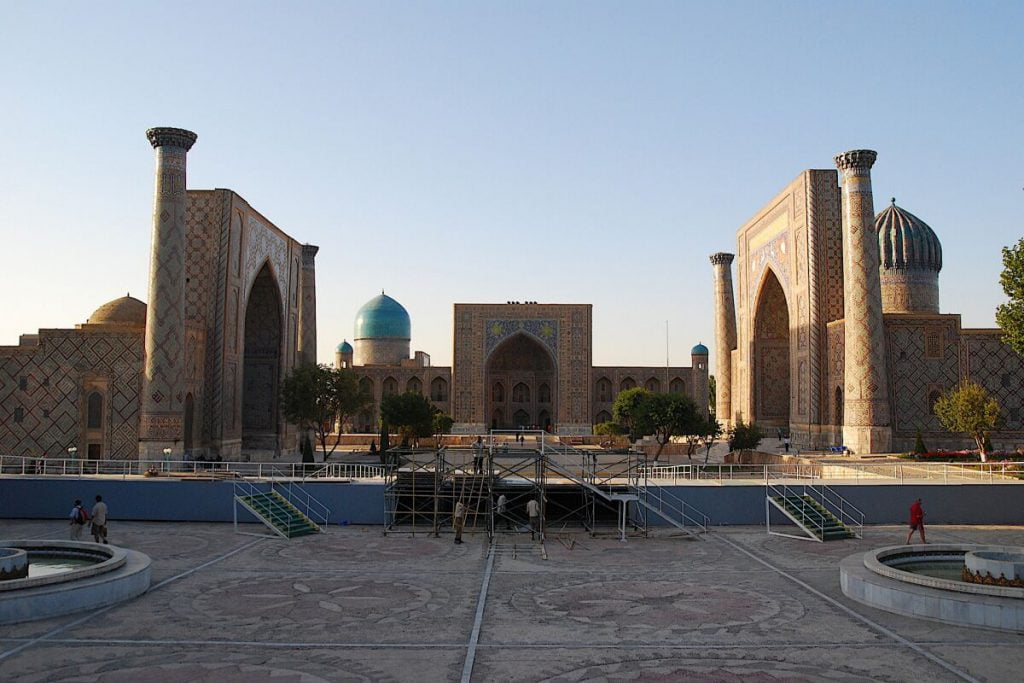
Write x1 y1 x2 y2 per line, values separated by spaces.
1 520 1023 682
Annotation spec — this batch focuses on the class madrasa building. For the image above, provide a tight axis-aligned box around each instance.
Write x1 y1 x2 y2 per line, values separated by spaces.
710 149 1024 454
0 128 317 461
0 126 709 461
335 296 709 435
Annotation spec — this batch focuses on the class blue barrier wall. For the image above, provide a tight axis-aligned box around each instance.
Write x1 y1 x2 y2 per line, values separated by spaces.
1 479 1022 526
0 479 385 525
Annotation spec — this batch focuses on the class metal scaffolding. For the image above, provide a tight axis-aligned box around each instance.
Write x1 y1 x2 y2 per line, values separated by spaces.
383 431 708 540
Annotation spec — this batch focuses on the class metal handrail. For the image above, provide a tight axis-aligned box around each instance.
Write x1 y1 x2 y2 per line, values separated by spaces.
268 467 331 529
766 478 826 540
635 482 709 533
0 454 385 481
232 480 295 538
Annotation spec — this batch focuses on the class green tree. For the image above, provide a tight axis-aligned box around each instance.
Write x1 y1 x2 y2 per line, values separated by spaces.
728 420 762 452
996 237 1024 357
933 381 1002 462
612 387 651 441
637 392 702 462
280 364 372 462
381 392 435 446
594 421 625 436
431 408 454 448
699 417 724 464
708 375 717 418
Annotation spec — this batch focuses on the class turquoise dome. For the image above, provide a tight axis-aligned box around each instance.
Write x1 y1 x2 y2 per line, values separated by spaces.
354 293 411 340
691 343 709 355
336 340 353 354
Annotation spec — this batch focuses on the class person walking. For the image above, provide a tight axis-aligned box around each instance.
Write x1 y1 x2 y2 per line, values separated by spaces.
495 493 511 530
69 499 88 540
453 499 467 544
906 498 926 544
526 497 541 541
91 494 109 544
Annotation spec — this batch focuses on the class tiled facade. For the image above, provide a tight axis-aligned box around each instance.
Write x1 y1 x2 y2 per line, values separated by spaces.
1 129 314 461
344 302 709 435
714 155 1024 453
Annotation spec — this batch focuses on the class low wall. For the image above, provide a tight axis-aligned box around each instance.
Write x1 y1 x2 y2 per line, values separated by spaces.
1 479 1022 526
0 479 384 525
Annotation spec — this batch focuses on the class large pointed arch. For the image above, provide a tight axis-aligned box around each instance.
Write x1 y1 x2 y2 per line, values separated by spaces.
241 262 284 453
485 332 556 431
751 267 791 429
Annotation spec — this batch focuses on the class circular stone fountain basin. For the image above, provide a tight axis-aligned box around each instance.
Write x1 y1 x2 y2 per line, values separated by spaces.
965 550 1024 586
0 548 28 581
0 541 151 625
841 544 1024 632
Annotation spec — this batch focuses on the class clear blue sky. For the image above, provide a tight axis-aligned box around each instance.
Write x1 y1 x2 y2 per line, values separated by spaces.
2 1 1021 372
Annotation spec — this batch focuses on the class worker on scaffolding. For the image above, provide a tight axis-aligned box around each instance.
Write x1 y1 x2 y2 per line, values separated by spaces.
453 498 467 544
472 436 485 475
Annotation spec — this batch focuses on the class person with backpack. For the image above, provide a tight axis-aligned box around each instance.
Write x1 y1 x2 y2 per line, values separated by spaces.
69 499 89 540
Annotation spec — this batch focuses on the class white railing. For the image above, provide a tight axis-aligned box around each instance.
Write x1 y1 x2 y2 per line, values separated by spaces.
0 455 385 481
642 461 1024 483
765 475 865 541
635 483 709 533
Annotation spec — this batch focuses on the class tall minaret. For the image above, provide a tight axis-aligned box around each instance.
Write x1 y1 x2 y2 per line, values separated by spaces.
834 149 891 454
138 127 197 460
297 244 319 366
710 252 737 427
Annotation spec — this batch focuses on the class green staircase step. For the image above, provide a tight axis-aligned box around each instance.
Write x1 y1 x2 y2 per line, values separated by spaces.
771 494 854 541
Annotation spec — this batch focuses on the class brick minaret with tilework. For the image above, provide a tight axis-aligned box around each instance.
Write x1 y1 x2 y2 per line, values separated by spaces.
710 252 737 427
138 127 197 459
834 149 891 454
297 244 319 366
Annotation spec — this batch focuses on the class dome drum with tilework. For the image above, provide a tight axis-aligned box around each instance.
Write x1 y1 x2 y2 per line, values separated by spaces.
875 200 942 313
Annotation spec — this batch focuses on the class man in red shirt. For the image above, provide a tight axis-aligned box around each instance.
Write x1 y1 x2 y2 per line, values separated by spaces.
905 498 926 544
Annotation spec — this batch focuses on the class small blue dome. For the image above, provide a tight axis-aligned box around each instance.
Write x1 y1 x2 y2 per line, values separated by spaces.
336 340 353 354
691 343 709 356
354 293 411 340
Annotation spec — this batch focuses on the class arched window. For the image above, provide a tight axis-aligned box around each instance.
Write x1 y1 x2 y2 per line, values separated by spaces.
595 410 612 424
430 377 448 402
620 377 636 392
645 377 661 393
513 382 530 403
928 390 942 415
834 386 843 425
596 377 612 402
87 392 103 429
359 377 374 397
538 383 551 403
669 378 685 394
538 410 551 430
514 409 530 427
406 377 422 395
383 377 398 396
492 382 505 403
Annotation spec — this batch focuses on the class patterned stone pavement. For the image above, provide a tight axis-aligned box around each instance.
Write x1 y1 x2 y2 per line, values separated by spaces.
1 521 1022 682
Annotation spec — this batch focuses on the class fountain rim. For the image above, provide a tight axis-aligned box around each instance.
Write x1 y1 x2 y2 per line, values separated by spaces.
867 544 1024 599
0 540 125 593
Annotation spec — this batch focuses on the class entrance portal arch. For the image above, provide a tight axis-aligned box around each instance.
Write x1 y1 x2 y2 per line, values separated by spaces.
752 269 790 429
242 263 283 453
485 333 555 430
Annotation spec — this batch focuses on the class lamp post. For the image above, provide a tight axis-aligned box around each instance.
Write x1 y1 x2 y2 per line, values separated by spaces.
162 447 172 473
67 446 78 460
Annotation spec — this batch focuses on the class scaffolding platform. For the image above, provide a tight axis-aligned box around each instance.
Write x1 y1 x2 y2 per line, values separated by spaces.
383 431 709 541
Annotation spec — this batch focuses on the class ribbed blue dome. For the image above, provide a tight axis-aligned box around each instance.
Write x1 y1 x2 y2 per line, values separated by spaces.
336 340 353 353
354 293 411 340
691 343 709 355
875 200 942 272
